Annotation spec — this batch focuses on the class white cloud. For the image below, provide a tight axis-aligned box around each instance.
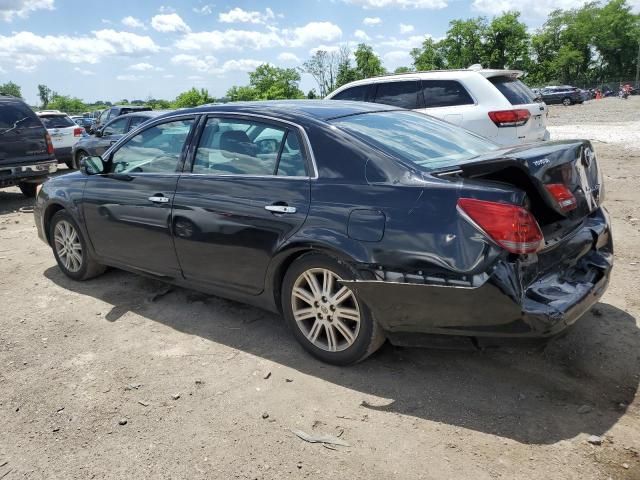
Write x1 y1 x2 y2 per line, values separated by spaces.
0 0 53 21
470 0 637 17
121 16 145 29
171 54 217 72
277 52 301 63
363 17 382 26
354 29 370 40
151 13 191 33
218 7 275 24
348 0 447 8
193 4 213 15
0 30 159 72
188 75 204 81
116 74 145 81
176 22 342 51
216 58 263 73
129 62 162 71
378 34 428 50
400 23 414 34
383 50 411 65
171 54 263 75
163 73 175 79
74 66 95 76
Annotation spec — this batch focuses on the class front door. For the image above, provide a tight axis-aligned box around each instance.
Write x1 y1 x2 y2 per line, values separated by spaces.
172 115 311 294
82 116 196 277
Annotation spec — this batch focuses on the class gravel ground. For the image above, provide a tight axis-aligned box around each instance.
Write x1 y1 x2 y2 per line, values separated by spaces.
1 97 639 479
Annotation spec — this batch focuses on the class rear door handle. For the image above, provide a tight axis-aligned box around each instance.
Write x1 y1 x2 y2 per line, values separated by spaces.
149 195 170 204
265 205 296 214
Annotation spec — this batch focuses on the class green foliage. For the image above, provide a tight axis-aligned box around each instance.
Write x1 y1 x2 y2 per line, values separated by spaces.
411 38 446 70
37 84 51 108
0 81 22 98
173 88 215 108
441 18 487 68
227 63 304 101
483 12 529 69
394 66 414 74
48 94 86 112
353 44 386 78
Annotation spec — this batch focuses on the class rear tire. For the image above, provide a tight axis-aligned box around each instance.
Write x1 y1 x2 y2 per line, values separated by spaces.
64 159 75 170
50 210 105 281
562 97 572 106
281 253 385 365
18 182 38 198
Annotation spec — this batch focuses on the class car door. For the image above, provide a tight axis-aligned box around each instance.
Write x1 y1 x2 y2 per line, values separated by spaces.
82 115 197 276
418 80 475 126
94 117 130 156
371 80 422 109
172 115 312 294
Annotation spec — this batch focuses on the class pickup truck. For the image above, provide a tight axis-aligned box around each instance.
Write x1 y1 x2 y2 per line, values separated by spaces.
0 94 57 197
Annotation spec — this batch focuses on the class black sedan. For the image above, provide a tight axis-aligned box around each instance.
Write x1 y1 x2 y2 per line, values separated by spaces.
70 111 169 169
34 101 612 365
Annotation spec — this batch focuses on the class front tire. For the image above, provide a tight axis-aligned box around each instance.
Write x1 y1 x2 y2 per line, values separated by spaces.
50 210 105 281
282 253 385 365
74 150 89 170
562 97 572 106
18 182 38 198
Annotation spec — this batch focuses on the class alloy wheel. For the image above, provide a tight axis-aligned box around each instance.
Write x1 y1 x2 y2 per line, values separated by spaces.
53 220 83 273
291 268 361 352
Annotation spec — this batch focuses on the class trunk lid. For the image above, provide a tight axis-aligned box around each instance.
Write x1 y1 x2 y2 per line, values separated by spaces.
0 101 50 166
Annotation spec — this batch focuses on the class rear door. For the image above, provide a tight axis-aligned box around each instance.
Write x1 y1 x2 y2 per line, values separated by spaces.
486 75 548 142
418 80 475 126
172 115 311 294
371 80 422 109
0 100 49 167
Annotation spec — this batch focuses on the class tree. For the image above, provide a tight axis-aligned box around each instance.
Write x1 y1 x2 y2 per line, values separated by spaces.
411 38 446 70
227 64 304 101
393 66 414 74
0 81 22 98
483 12 529 69
38 84 52 108
441 18 487 68
226 85 259 101
48 94 86 113
307 89 318 99
301 46 352 96
173 88 214 108
353 44 386 79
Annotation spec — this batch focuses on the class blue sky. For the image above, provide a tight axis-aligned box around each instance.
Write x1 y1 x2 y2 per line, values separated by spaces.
0 0 629 105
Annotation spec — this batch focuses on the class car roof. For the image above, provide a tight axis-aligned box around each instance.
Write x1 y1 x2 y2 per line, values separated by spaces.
116 110 171 119
113 105 151 110
163 100 398 122
37 110 68 116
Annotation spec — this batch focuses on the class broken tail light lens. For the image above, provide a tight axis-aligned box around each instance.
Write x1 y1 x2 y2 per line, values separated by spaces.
457 198 544 254
73 127 83 137
45 132 54 155
545 184 577 212
488 109 530 127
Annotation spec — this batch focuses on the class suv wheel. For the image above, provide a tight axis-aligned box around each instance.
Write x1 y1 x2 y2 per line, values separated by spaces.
562 97 572 106
18 182 38 198
282 253 385 365
75 150 89 170
50 210 105 281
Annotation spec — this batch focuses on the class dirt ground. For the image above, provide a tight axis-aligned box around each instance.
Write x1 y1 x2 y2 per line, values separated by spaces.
1 97 639 480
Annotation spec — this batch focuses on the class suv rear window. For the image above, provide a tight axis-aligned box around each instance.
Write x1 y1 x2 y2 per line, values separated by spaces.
422 80 474 108
331 85 368 101
0 102 41 131
489 77 537 105
39 115 75 128
374 81 420 109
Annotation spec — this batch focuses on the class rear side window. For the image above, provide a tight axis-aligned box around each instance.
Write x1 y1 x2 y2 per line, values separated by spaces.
422 80 474 108
374 81 420 109
39 115 75 128
0 102 41 130
331 85 368 101
128 116 147 130
489 77 537 105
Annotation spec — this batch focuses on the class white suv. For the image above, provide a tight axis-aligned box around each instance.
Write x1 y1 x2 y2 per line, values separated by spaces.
325 68 550 146
36 110 84 168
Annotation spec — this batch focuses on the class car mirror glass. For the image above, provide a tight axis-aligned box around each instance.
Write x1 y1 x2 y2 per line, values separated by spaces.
82 156 105 175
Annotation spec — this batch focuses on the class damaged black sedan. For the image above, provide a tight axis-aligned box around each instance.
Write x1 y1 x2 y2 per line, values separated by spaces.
34 101 612 365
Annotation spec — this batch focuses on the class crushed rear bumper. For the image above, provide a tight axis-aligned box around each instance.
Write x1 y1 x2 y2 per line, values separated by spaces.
343 207 612 343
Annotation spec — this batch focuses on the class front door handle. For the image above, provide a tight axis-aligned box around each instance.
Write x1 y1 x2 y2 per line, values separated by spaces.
265 205 296 214
149 195 170 204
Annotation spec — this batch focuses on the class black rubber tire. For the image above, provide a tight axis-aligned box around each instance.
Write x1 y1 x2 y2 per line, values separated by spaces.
18 182 38 198
75 150 90 170
562 97 572 106
49 210 106 281
64 159 75 170
281 252 385 365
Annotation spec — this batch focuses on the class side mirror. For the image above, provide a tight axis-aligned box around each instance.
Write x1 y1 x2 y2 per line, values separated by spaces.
81 156 105 175
94 128 103 137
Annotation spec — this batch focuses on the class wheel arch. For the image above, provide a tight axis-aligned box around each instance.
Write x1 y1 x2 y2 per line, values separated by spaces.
43 203 66 245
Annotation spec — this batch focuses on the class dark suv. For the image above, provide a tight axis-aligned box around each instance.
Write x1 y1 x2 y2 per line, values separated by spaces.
92 105 152 131
0 94 57 197
539 86 584 106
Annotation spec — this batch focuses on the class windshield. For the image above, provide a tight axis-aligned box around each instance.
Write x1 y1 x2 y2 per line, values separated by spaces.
331 111 498 172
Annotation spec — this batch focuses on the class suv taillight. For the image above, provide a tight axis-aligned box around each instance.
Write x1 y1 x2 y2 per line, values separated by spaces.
45 132 54 155
488 109 530 127
73 127 83 137
545 184 577 212
457 198 543 254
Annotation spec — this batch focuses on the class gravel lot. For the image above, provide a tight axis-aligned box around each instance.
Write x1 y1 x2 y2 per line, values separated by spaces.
1 97 639 480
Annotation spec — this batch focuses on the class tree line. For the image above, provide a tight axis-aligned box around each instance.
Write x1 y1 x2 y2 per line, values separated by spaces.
1 0 637 111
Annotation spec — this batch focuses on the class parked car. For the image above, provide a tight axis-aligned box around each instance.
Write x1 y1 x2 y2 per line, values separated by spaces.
92 105 152 131
34 101 611 365
0 94 57 197
326 68 549 146
71 115 95 133
539 86 584 106
70 111 169 169
36 110 84 168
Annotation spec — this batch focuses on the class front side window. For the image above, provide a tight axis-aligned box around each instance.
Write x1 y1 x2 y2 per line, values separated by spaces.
104 117 128 135
422 80 474 108
110 118 194 174
331 111 497 172
374 81 420 109
192 117 307 177
97 109 109 124
331 85 368 102
128 116 148 131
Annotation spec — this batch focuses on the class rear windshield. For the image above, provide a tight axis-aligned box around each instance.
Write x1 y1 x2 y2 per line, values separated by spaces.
0 102 42 132
489 76 537 105
331 111 497 172
39 115 76 128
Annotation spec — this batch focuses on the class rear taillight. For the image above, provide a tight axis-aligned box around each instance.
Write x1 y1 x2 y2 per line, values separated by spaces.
45 132 54 155
457 198 543 254
488 109 530 127
73 127 83 137
545 184 577 212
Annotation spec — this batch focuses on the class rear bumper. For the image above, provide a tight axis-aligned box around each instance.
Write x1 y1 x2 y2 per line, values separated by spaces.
0 160 57 187
53 146 73 162
344 207 612 341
